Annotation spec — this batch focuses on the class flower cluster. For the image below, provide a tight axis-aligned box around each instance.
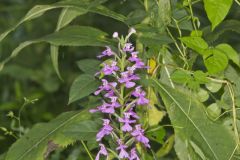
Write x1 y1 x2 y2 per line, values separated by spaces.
90 29 150 160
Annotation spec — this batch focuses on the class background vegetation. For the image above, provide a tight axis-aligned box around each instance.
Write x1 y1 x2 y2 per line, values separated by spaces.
0 0 240 159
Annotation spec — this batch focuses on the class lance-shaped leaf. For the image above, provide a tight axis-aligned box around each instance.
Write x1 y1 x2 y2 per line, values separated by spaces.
0 26 110 71
151 79 236 160
5 110 95 160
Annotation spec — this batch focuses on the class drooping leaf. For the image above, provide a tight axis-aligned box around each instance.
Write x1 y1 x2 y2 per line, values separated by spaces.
203 48 228 74
216 43 240 66
171 70 191 84
5 110 92 160
0 26 109 71
76 59 101 74
68 74 100 104
151 79 236 160
51 7 87 79
207 103 221 119
203 0 233 30
180 36 208 55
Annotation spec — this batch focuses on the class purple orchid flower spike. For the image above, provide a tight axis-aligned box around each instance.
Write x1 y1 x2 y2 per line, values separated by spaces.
130 148 140 160
116 140 129 159
131 124 150 148
95 143 108 160
118 113 136 132
96 119 113 141
94 79 117 95
97 46 114 58
123 43 134 52
102 61 119 75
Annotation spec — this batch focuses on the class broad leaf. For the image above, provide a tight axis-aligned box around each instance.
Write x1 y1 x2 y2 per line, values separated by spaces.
69 74 100 104
203 48 228 74
180 36 208 55
151 79 236 160
203 0 233 30
5 110 92 160
216 43 239 66
77 59 101 74
64 120 100 141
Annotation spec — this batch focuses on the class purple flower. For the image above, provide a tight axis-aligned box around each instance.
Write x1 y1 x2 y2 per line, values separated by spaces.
90 101 115 114
96 119 113 141
131 125 150 148
128 52 140 62
104 90 115 98
110 96 121 108
97 46 114 58
132 86 149 105
118 71 140 88
119 113 136 132
95 143 108 160
102 61 119 75
125 107 139 119
94 79 117 95
130 148 140 160
123 43 134 52
116 140 129 159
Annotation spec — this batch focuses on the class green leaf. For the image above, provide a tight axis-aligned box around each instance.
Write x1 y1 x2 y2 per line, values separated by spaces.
90 5 127 23
171 70 191 84
216 44 240 66
180 36 208 55
196 89 209 102
203 48 228 74
203 0 233 30
156 135 175 157
207 103 221 119
205 81 222 93
51 7 87 79
151 79 236 160
193 71 209 84
5 110 92 160
204 20 240 43
42 25 109 46
69 74 100 104
76 59 101 74
64 120 100 141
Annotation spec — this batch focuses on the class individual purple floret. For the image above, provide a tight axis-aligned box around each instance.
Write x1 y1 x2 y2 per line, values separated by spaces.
94 79 117 95
95 143 108 160
116 140 129 159
96 119 113 141
132 86 149 105
131 124 150 148
97 46 114 58
118 113 136 132
118 71 140 88
90 101 115 114
123 43 134 52
125 107 139 119
130 148 140 160
110 96 121 108
102 61 119 75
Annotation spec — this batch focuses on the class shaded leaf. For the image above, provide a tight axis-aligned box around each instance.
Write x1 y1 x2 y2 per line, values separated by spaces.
216 43 239 66
76 59 101 74
69 74 100 104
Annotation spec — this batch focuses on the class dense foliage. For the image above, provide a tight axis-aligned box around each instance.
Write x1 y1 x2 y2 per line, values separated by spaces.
0 0 240 159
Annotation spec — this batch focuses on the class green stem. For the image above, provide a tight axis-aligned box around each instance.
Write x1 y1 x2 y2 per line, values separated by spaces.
81 140 94 160
187 0 198 30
